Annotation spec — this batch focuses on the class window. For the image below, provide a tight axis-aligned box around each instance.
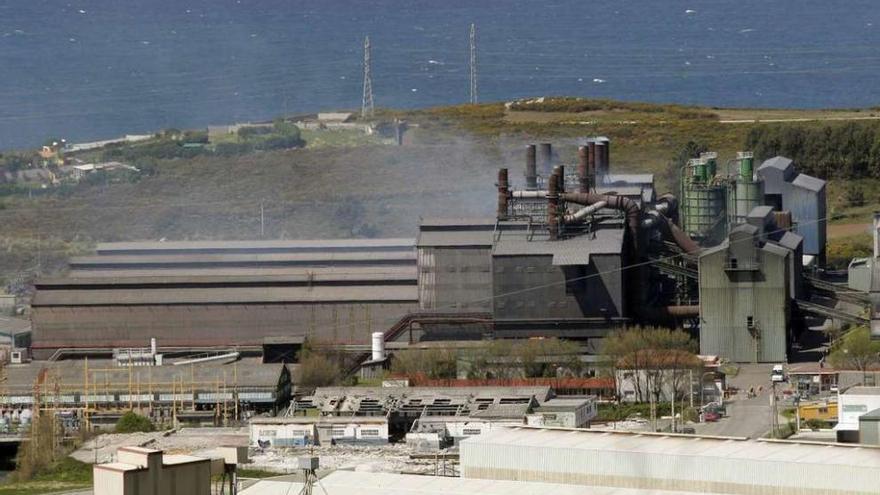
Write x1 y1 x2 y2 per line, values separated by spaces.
261 429 277 437
463 428 482 436
730 258 738 269
360 429 380 437
818 407 828 414
331 428 346 437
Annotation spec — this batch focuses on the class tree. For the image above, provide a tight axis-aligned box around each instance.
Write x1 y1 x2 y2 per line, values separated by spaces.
391 348 457 379
828 326 880 384
115 411 154 433
296 343 344 389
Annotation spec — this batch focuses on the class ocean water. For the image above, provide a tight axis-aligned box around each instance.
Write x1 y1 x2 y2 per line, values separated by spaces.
1 0 879 149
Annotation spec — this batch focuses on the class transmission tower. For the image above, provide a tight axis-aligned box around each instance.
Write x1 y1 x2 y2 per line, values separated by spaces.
361 36 374 118
469 23 478 104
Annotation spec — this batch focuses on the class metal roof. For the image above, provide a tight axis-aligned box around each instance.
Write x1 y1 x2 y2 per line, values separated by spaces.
241 470 729 495
537 397 593 411
844 386 880 396
70 251 416 268
470 402 531 419
65 266 417 279
462 426 880 468
758 156 793 172
792 173 826 192
493 225 624 265
419 217 496 228
311 386 552 402
37 269 417 287
602 173 655 185
417 230 494 248
31 285 419 306
772 231 803 251
95 238 415 254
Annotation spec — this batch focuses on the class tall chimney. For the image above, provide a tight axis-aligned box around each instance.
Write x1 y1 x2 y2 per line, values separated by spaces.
594 141 607 179
874 211 880 259
555 165 565 194
548 169 559 240
577 145 590 193
539 143 553 176
497 168 510 220
602 138 611 175
588 141 597 186
525 144 537 190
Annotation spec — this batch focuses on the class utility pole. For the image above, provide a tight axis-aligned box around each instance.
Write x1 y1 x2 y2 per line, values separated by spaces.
361 36 374 118
260 201 265 238
469 23 478 104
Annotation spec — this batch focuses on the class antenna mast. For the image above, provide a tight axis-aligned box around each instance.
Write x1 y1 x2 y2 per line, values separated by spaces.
469 23 478 104
361 36 374 118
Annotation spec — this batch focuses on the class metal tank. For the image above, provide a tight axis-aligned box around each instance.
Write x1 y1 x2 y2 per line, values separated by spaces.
681 157 727 244
727 151 763 226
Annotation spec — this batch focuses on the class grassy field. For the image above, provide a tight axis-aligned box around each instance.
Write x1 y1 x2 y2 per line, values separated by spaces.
0 457 92 495
0 97 878 288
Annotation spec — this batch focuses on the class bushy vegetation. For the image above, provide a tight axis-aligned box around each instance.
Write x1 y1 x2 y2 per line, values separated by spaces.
507 97 718 120
828 326 880 382
746 121 880 179
115 411 155 433
296 342 351 389
827 233 872 269
391 348 458 379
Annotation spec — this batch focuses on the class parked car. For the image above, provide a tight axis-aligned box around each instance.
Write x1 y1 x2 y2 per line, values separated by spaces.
703 411 721 422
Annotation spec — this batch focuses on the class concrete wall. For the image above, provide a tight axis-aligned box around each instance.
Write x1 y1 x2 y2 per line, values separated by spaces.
699 244 790 363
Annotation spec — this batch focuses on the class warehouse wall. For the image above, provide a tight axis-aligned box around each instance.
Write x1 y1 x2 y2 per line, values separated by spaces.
699 245 790 363
31 302 416 359
418 246 492 311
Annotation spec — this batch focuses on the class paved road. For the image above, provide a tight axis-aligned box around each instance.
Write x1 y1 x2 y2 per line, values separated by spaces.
693 364 775 438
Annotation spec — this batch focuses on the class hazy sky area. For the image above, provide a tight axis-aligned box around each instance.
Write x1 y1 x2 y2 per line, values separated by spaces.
1 0 879 148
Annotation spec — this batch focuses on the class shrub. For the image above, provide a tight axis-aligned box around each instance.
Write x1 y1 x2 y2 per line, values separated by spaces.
805 418 826 431
115 411 154 433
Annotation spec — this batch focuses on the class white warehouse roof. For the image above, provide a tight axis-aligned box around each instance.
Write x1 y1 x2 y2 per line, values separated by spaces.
240 470 728 495
460 426 880 495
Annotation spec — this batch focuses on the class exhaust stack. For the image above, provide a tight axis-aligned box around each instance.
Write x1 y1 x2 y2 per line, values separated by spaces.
497 168 510 220
525 144 538 190
539 143 553 176
577 145 590 193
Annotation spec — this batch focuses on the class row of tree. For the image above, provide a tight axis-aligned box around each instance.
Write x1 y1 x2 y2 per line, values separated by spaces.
745 120 880 179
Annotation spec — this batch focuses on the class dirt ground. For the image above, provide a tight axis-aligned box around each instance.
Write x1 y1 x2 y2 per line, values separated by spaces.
828 223 870 239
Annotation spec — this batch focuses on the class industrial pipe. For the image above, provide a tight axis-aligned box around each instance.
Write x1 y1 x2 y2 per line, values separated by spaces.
525 144 538 189
548 170 559 240
512 190 546 198
559 192 642 255
539 143 553 176
497 168 509 220
564 201 607 224
577 145 590 193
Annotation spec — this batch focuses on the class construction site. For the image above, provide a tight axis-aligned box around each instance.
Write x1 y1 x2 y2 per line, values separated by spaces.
0 137 875 440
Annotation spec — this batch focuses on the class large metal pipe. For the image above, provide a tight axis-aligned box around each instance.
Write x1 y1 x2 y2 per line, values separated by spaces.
577 145 590 193
525 144 538 189
564 201 607 224
594 141 607 179
512 190 546 198
539 143 553 176
548 170 559 240
497 168 509 220
560 192 641 255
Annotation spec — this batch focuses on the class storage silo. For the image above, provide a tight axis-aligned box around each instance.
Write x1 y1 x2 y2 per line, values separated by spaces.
680 157 727 244
728 151 764 227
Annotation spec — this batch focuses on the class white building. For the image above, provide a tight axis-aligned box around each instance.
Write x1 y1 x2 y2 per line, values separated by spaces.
250 416 389 446
528 397 596 428
836 386 880 443
460 426 880 495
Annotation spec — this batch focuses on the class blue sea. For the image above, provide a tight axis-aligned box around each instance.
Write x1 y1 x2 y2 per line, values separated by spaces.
1 0 879 149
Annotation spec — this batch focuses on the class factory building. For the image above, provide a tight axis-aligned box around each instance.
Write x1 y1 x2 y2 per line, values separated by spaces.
698 206 804 363
836 386 880 443
250 416 389 446
459 426 880 495
756 156 827 264
416 217 494 312
30 239 419 359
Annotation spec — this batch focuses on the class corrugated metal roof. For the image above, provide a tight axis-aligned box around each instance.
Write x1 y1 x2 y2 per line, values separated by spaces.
95 238 415 254
493 226 624 265
65 266 417 279
419 217 496 228
758 156 793 172
417 230 494 247
773 231 803 251
311 386 552 402
462 426 880 468
602 174 654 185
242 470 728 495
31 286 419 306
37 269 417 287
71 251 416 268
792 173 826 192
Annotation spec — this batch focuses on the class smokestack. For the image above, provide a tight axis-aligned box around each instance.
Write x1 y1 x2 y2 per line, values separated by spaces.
594 141 607 179
602 138 611 175
577 145 590 193
874 211 880 259
548 169 559 240
588 141 597 186
371 332 385 361
539 143 553 176
525 144 537 190
497 168 510 220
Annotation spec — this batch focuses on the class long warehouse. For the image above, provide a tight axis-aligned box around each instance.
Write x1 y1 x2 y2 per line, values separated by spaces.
30 239 419 359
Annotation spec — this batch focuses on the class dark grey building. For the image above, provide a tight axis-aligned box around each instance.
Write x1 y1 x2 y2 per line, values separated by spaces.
492 222 625 322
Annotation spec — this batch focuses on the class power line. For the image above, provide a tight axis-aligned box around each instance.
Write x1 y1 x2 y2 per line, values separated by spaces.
469 23 478 104
361 36 374 119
